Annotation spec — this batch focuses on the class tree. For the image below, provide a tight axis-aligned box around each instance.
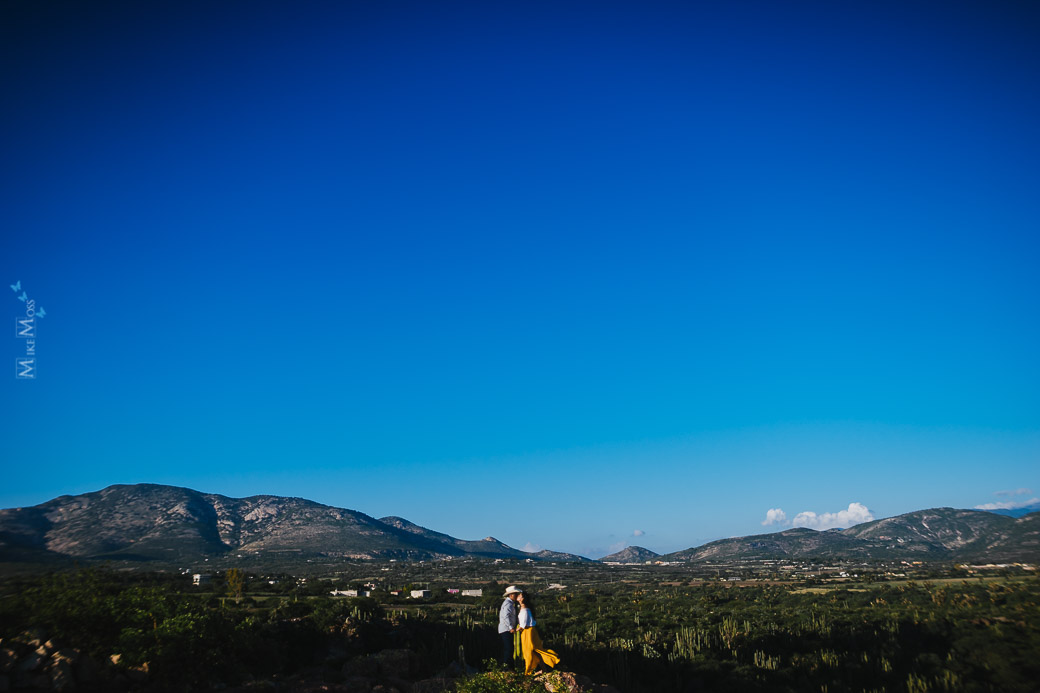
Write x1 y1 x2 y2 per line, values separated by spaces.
226 568 245 602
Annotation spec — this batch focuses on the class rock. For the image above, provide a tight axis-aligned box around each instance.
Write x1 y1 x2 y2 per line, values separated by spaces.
52 649 81 666
0 673 9 692
109 654 122 666
48 658 76 692
412 679 451 693
126 662 150 683
29 672 51 689
43 640 60 654
0 649 15 674
75 656 101 684
15 651 44 673
21 629 47 650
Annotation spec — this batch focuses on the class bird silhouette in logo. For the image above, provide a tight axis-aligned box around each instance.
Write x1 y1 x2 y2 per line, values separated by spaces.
37 308 46 318
9 280 20 292
17 291 27 301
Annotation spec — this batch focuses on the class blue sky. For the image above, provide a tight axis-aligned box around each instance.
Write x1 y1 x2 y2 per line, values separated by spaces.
2 0 1038 558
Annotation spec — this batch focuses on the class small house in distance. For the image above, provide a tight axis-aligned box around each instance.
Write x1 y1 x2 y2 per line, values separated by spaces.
461 589 483 597
330 589 359 597
192 574 211 586
410 589 432 599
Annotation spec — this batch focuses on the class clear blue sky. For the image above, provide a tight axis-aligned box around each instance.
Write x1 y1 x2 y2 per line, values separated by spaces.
2 0 1038 558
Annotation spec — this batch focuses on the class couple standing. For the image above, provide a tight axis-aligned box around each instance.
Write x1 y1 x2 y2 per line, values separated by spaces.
498 585 561 674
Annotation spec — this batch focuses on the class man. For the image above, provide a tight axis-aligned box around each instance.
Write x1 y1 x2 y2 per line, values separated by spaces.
498 585 522 667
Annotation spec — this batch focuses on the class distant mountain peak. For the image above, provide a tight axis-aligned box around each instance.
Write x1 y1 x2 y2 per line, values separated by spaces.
600 546 660 562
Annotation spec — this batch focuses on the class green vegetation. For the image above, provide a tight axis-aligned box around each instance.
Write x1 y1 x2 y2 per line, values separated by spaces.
452 663 546 693
1 566 1037 692
529 577 1040 692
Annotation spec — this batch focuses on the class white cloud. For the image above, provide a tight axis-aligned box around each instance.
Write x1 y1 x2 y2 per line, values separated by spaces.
761 508 788 526
632 529 645 537
791 502 874 530
975 497 1040 511
994 488 1032 498
520 542 542 553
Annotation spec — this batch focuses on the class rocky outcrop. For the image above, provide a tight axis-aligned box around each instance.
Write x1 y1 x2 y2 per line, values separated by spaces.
0 630 109 692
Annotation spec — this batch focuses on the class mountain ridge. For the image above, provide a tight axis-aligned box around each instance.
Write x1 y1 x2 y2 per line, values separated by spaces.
661 508 1039 563
600 546 660 563
0 484 590 565
2 485 1037 568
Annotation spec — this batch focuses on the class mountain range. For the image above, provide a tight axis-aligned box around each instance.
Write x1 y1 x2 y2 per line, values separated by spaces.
0 484 590 566
0 484 1037 568
656 508 1039 563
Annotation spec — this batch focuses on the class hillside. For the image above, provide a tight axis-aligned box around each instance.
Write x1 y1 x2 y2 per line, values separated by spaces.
662 527 903 562
527 548 596 562
840 507 1012 553
377 516 592 562
0 484 584 566
601 546 660 563
380 516 529 560
3 486 1037 569
662 509 1040 563
955 512 1040 562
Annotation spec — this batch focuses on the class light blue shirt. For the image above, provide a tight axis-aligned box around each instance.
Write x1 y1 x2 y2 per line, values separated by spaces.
498 598 517 633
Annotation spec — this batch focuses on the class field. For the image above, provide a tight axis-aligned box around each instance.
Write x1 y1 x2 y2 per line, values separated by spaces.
0 560 1037 692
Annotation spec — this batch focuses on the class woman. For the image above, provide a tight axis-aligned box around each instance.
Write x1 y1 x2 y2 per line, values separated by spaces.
516 591 561 675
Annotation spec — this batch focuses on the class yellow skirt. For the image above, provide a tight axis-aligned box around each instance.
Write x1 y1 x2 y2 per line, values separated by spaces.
520 626 561 674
